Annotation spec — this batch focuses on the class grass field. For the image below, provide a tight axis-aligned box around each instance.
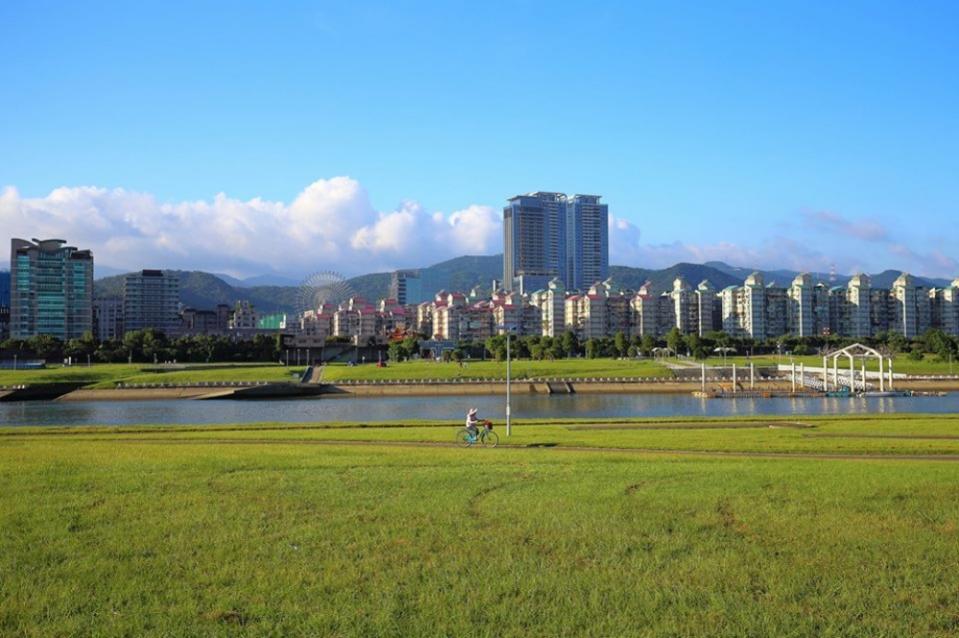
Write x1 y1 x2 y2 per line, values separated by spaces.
3 417 959 636
0 363 307 389
321 358 672 382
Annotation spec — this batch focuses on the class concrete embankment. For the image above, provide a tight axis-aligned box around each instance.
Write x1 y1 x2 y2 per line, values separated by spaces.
1 383 87 402
320 380 794 396
60 387 221 401
61 383 327 401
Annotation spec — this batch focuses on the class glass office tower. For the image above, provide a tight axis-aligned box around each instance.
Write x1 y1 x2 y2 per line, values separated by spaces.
10 238 94 340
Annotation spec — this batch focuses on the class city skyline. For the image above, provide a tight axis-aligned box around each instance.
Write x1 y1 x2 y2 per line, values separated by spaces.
1 2 957 278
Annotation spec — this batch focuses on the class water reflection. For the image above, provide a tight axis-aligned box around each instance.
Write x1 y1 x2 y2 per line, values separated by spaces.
1 392 957 427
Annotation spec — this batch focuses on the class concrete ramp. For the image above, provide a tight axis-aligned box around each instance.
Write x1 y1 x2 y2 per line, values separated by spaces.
545 381 574 394
0 383 86 402
194 383 327 400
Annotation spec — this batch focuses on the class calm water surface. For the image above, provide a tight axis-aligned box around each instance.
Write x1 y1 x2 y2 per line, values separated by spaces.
1 393 958 427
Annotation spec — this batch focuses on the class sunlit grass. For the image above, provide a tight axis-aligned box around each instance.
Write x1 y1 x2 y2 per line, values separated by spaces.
321 358 671 381
0 363 306 388
2 419 959 636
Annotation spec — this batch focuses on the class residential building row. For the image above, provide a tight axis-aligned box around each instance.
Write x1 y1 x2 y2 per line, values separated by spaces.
9 236 959 347
292 272 959 345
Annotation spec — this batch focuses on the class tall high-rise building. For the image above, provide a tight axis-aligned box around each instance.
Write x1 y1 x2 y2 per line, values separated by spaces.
695 280 721 336
743 273 767 340
123 270 181 336
670 277 696 334
891 273 930 338
846 274 872 338
566 195 609 290
503 192 568 294
0 270 10 341
504 192 609 294
941 280 959 336
0 270 10 309
787 274 814 337
390 270 424 305
10 238 93 340
93 297 124 341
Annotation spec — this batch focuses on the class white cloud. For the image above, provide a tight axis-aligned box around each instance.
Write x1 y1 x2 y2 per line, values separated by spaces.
0 178 502 278
3 180 955 281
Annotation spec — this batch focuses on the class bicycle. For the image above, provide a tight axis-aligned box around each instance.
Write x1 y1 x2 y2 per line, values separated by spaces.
456 420 498 448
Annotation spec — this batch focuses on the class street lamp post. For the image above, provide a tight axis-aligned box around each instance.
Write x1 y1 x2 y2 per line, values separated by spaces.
506 330 511 437
496 325 514 437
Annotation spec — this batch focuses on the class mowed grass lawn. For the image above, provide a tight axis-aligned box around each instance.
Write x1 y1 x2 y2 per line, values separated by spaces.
3 419 959 636
109 366 307 388
0 364 307 389
321 358 671 382
0 363 143 387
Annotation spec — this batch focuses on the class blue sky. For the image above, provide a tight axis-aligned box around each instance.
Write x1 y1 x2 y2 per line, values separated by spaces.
1 1 957 278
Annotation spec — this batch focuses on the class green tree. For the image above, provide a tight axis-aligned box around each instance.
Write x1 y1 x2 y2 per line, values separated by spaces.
685 333 706 359
640 335 656 357
922 329 956 360
27 334 61 359
666 327 684 356
483 335 500 361
64 331 97 361
585 338 598 359
401 336 420 359
887 332 910 354
547 338 564 360
561 331 579 358
141 330 167 363
613 331 628 358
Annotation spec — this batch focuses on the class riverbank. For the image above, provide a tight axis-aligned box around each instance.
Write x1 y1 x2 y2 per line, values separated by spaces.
48 377 959 401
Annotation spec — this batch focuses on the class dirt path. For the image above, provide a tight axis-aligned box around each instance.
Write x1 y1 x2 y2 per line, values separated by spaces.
20 435 959 463
566 421 813 431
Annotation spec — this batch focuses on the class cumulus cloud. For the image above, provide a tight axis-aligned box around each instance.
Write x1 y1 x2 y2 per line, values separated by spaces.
608 216 643 265
3 181 955 281
0 178 501 278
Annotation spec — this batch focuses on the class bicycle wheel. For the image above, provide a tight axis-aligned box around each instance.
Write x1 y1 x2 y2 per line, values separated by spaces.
456 428 473 447
482 430 499 448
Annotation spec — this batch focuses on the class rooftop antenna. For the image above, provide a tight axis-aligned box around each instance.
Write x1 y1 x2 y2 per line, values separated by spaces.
829 264 837 284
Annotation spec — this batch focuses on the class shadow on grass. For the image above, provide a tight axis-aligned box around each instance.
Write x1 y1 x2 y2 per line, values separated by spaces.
526 442 558 448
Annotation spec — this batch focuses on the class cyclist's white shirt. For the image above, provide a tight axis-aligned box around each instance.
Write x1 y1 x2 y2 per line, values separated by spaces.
466 414 478 429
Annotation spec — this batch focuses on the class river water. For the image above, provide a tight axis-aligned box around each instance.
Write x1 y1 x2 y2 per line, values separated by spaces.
1 393 958 427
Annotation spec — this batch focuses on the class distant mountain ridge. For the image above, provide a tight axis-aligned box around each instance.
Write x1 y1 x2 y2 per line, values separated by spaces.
703 261 952 290
91 258 957 315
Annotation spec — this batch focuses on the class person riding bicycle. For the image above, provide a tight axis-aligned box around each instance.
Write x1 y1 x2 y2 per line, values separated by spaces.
465 407 481 440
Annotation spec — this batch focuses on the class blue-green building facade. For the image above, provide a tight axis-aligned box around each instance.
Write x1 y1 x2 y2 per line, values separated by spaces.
10 238 94 340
